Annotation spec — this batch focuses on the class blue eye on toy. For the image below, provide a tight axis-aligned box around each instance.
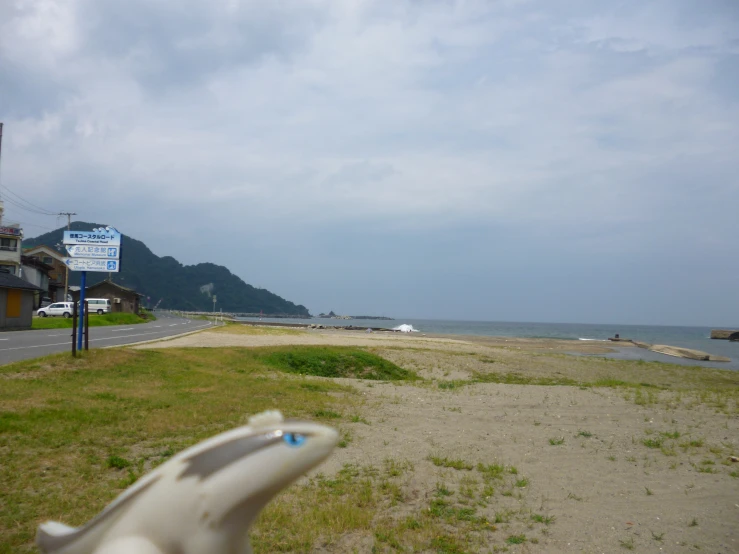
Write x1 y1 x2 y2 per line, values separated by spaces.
283 433 306 447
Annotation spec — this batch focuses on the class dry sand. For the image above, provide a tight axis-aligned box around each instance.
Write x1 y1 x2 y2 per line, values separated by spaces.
135 327 739 553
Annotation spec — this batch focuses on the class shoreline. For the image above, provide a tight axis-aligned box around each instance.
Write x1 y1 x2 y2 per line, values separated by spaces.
221 319 736 368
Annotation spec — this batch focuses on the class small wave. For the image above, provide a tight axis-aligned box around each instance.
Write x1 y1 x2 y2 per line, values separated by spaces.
393 324 419 333
578 338 608 341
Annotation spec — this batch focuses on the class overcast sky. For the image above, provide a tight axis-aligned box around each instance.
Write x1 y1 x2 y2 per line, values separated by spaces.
1 0 738 325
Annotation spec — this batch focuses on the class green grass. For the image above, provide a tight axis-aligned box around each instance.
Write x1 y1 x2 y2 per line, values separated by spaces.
473 371 579 386
0 346 367 552
31 312 150 329
213 322 305 336
531 513 555 525
259 346 419 380
438 380 466 390
477 463 516 481
313 409 342 419
642 437 664 449
253 455 532 553
429 455 474 471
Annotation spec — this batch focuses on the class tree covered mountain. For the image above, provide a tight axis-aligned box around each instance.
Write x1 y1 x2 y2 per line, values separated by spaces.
24 222 310 316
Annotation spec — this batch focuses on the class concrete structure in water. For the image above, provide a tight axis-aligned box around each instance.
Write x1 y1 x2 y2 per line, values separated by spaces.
711 329 739 341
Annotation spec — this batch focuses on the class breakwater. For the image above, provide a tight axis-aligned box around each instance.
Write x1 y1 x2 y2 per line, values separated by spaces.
711 329 739 341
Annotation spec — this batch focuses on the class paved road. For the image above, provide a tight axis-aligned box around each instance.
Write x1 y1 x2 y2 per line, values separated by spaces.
0 311 214 366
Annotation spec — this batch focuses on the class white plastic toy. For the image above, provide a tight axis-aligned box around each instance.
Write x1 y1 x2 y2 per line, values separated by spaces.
36 410 338 554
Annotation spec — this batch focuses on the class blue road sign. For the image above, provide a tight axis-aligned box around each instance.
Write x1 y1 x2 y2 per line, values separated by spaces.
66 245 119 259
63 258 120 272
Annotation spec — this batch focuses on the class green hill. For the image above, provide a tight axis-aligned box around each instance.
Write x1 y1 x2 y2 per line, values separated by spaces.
24 222 310 316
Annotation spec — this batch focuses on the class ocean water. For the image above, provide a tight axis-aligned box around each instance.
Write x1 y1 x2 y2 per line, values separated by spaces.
237 317 739 370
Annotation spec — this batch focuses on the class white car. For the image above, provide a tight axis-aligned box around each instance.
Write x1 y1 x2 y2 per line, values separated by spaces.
37 302 74 318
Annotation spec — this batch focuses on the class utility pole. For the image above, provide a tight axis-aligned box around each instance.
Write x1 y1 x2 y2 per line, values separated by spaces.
59 212 76 300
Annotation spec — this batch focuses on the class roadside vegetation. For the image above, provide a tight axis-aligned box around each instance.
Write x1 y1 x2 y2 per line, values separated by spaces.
31 312 154 330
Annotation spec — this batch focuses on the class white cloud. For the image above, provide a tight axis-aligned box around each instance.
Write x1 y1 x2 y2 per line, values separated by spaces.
1 0 738 320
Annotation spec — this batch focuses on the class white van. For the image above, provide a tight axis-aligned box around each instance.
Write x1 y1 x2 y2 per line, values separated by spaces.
82 298 112 315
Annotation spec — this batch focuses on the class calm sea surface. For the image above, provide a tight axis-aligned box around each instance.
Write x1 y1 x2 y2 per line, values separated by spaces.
236 317 739 371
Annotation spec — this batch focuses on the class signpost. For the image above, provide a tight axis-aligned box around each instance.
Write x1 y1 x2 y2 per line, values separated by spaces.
65 245 120 258
63 226 122 354
63 229 121 245
63 258 120 272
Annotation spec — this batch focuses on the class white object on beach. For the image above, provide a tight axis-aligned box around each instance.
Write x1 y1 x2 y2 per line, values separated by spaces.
393 324 418 333
36 410 338 554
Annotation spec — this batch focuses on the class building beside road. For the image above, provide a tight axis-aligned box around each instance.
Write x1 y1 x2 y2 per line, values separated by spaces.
0 271 44 330
22 245 69 302
20 255 53 307
0 223 23 276
71 279 143 314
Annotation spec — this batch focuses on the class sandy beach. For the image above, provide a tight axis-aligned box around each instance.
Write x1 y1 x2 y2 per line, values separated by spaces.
134 325 739 553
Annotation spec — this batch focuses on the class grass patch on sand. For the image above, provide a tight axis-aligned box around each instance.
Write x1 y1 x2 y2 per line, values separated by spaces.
31 312 151 330
429 455 474 471
253 454 546 553
0 347 363 553
396 346 739 409
259 346 419 380
211 322 307 336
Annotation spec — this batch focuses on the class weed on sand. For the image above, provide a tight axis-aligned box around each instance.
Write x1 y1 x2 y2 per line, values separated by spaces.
211 322 306 336
399 345 739 412
258 346 419 380
253 454 547 553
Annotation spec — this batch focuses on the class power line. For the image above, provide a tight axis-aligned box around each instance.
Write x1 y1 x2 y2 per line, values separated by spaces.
0 214 58 233
0 184 58 215
0 194 57 216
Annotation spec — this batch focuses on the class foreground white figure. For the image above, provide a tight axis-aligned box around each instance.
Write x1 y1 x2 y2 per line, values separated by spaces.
37 411 338 554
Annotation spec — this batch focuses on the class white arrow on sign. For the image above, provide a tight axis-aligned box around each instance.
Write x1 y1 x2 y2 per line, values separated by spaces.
66 245 119 259
64 258 120 273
